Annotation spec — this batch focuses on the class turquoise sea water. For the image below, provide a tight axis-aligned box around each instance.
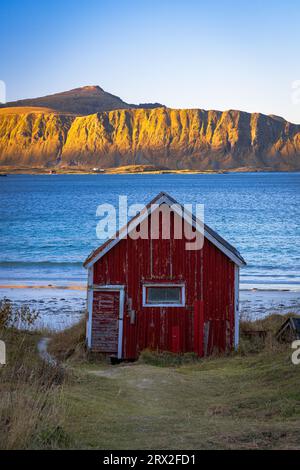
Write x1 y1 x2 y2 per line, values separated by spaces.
0 173 299 291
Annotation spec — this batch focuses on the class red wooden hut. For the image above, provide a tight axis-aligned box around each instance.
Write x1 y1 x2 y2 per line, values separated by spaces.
83 192 246 359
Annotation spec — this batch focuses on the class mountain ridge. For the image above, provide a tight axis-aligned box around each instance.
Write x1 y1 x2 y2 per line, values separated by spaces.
0 86 300 171
0 85 164 115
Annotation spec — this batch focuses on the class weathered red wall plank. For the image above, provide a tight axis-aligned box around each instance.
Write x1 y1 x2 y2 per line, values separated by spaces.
92 291 120 353
92 211 235 359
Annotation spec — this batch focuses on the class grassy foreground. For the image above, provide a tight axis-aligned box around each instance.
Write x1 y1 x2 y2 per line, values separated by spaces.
0 328 69 449
1 313 300 449
62 351 300 450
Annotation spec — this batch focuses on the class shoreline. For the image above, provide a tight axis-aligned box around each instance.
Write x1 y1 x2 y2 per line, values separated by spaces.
0 284 300 295
0 283 299 330
0 284 86 290
1 283 300 292
1 166 300 176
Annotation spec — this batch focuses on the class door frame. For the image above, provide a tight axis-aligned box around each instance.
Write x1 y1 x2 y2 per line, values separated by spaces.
88 284 125 359
234 266 240 350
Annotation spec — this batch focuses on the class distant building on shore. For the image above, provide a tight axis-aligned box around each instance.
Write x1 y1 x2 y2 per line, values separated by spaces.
92 168 105 173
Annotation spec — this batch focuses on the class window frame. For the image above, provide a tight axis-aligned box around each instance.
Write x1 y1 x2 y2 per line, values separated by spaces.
142 283 186 307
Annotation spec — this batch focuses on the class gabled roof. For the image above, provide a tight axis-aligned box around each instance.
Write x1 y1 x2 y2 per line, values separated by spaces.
83 192 246 268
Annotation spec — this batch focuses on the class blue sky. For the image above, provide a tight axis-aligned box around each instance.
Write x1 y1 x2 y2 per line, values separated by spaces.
1 0 300 123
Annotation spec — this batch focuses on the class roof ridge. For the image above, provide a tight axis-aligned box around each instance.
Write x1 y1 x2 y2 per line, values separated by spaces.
83 192 246 268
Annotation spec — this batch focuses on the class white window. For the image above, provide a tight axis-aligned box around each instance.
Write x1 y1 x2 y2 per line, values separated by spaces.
142 284 185 307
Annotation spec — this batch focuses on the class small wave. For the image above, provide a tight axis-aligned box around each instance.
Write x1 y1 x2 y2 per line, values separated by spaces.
0 261 83 267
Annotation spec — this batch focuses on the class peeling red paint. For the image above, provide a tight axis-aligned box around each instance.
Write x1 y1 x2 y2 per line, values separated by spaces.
91 211 236 359
92 291 120 354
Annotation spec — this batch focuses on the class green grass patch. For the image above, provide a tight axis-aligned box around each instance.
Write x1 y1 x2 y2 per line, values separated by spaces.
2 312 300 449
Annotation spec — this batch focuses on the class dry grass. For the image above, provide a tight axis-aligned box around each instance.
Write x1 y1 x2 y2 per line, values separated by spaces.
2 310 299 449
240 312 297 334
61 346 300 449
238 312 297 355
48 317 87 363
48 311 295 366
140 349 200 367
0 326 71 449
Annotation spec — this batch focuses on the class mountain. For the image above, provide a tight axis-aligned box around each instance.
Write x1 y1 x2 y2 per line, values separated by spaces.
0 85 164 115
0 87 300 171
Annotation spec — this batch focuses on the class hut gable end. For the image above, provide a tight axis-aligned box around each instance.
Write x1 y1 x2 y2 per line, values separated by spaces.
84 192 246 360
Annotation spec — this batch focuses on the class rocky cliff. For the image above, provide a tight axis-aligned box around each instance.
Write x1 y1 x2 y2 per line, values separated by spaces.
60 108 300 170
1 88 300 171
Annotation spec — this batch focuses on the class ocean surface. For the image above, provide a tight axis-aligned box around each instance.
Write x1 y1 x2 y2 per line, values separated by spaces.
0 173 299 328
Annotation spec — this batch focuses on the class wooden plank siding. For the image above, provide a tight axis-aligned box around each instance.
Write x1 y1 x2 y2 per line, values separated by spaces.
92 211 235 359
92 291 120 353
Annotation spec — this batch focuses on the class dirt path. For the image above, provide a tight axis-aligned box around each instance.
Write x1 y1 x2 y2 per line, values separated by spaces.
37 337 57 366
62 352 300 450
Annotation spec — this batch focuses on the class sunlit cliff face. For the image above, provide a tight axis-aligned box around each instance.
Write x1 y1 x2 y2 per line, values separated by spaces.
0 107 300 170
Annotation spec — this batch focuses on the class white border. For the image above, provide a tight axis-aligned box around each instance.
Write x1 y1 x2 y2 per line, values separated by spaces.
87 284 125 359
142 283 185 307
234 266 240 350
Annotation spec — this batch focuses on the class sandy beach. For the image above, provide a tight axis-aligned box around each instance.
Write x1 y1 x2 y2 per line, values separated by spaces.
0 284 86 330
1 283 299 331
